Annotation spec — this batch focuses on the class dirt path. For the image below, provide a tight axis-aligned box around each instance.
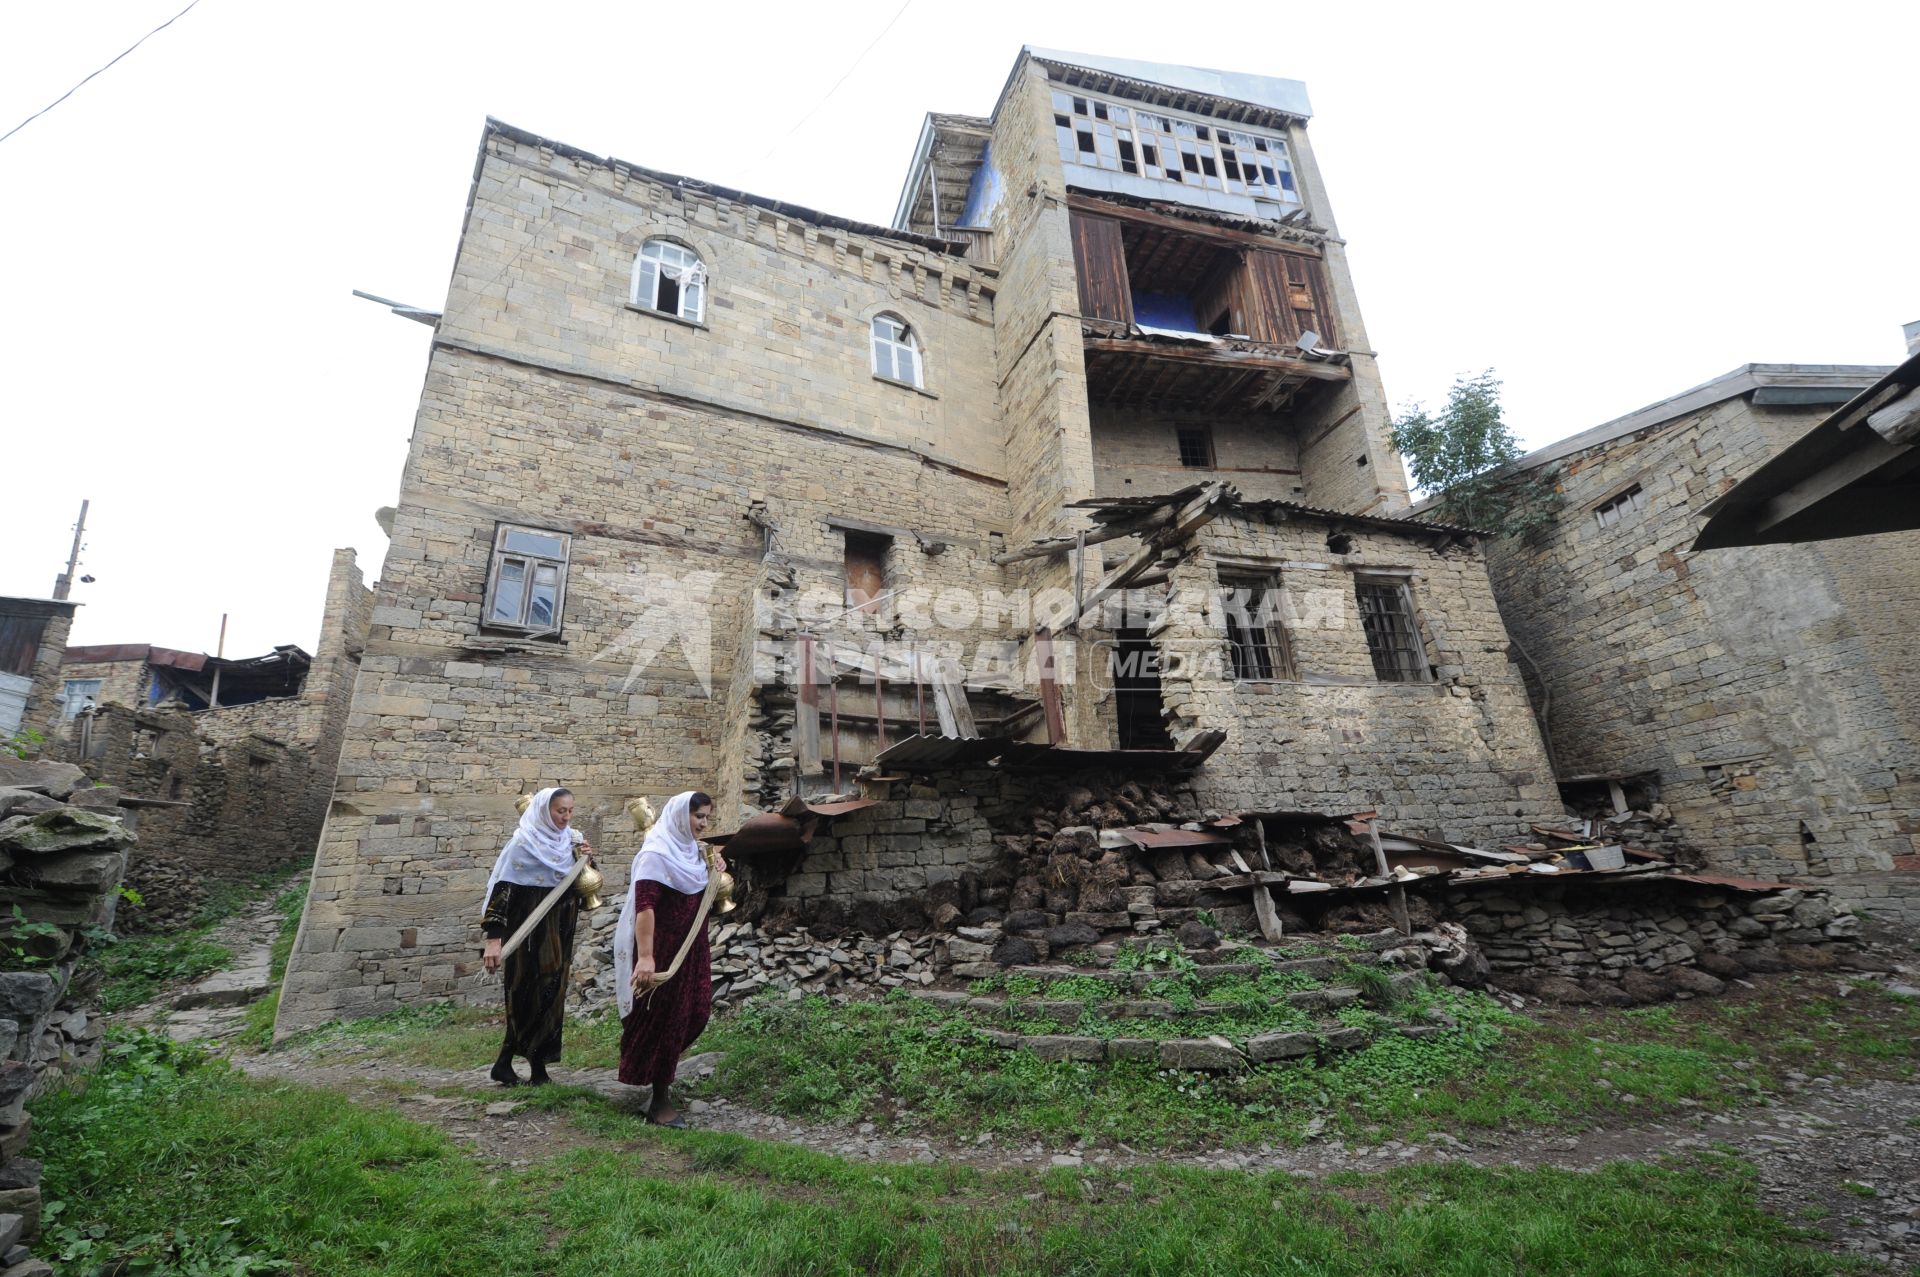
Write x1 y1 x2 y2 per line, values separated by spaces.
229 1046 1920 1268
113 876 302 1041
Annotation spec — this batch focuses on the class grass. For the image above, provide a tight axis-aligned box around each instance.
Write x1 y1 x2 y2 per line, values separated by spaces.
88 864 309 1014
235 879 310 1047
30 1029 1864 1277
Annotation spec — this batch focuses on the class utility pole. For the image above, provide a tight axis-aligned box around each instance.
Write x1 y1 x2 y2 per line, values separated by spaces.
208 612 228 710
52 499 89 601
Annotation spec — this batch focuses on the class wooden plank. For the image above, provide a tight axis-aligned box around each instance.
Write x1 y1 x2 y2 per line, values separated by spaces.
1068 192 1324 254
1034 629 1067 745
1080 337 1349 382
1366 820 1412 936
1245 816 1284 940
795 636 822 777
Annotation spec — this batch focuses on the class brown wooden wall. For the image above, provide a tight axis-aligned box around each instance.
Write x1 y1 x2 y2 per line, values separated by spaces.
1070 212 1133 326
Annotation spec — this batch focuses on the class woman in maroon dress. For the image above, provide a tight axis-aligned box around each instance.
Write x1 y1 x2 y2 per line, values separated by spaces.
614 790 720 1127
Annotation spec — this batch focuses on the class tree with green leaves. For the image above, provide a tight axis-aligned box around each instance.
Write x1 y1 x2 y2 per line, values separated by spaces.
1390 370 1560 539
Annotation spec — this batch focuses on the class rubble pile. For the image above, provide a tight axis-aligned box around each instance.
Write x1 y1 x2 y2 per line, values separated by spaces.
0 757 135 1273
568 915 940 1012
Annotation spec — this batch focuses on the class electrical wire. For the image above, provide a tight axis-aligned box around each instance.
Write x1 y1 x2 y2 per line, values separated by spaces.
748 0 916 176
0 0 206 147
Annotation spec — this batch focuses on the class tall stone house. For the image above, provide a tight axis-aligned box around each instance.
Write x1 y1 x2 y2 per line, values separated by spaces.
277 49 1560 1034
1479 363 1920 926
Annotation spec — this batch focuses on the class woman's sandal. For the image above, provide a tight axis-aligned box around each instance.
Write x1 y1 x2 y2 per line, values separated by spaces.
646 1110 688 1129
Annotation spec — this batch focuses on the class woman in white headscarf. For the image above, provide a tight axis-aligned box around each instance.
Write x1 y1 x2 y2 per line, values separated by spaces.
615 790 719 1127
480 786 593 1086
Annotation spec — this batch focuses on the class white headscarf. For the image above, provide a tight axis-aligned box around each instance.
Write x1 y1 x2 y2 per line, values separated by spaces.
483 787 580 909
614 792 709 1017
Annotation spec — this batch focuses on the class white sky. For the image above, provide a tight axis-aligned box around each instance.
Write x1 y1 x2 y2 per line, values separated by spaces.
4 0 1914 656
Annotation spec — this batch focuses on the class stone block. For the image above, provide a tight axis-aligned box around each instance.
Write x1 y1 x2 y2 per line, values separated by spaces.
0 977 57 1025
1105 1037 1158 1061
1246 1031 1316 1062
0 809 130 856
1021 1034 1104 1062
0 1187 39 1238
1159 1038 1245 1071
0 761 86 801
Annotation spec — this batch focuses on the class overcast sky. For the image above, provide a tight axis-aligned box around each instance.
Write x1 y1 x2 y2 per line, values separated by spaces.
4 0 1914 656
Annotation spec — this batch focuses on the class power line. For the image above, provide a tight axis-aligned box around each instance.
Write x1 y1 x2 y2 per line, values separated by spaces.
0 0 206 147
749 0 917 176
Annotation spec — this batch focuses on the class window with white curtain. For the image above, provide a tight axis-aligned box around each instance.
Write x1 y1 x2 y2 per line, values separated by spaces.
631 239 706 323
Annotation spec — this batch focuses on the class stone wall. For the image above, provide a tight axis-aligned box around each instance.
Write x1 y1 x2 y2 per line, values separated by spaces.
1482 391 1920 916
8 603 74 742
1150 511 1561 843
1089 406 1304 502
1447 880 1862 1002
56 657 148 716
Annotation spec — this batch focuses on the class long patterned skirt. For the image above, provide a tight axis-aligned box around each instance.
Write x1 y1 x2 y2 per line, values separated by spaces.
617 879 712 1090
485 881 580 1064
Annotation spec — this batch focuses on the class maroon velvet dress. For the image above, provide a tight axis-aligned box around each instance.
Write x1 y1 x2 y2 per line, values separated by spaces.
617 878 713 1091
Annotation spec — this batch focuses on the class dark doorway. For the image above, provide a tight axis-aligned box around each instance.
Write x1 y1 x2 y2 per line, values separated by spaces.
1113 628 1171 749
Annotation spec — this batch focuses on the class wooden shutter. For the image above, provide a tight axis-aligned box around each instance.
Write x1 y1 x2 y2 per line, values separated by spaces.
1280 252 1335 346
1240 250 1337 347
1239 250 1292 344
1070 213 1133 327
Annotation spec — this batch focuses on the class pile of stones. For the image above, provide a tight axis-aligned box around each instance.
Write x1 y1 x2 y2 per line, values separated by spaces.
0 757 138 1276
1458 882 1866 1004
568 914 940 1012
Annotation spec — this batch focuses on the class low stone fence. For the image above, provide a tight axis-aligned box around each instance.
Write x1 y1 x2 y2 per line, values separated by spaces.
1444 878 1862 1003
0 756 138 1268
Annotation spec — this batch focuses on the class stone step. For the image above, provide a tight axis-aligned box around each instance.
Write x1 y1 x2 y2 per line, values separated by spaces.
963 1019 1452 1071
173 967 271 1010
912 984 1379 1024
983 954 1357 993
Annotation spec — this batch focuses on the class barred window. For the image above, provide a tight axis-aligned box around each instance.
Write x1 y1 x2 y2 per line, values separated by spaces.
1176 426 1214 468
1594 484 1646 529
1217 574 1295 681
484 524 571 635
1355 579 1427 683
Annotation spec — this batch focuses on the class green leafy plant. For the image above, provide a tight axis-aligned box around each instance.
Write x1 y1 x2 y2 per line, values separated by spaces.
1390 370 1561 539
2 727 45 760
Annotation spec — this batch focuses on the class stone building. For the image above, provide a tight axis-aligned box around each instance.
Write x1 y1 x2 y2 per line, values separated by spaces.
1479 363 1920 926
276 49 1560 1034
0 597 76 743
59 550 372 926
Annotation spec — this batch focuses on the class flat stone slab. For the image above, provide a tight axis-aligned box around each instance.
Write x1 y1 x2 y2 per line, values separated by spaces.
174 968 270 1010
1246 1031 1318 1062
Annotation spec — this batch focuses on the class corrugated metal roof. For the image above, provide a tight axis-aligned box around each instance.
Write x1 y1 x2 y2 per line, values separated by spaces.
1067 486 1483 539
1026 48 1313 120
873 734 1009 771
1119 828 1231 849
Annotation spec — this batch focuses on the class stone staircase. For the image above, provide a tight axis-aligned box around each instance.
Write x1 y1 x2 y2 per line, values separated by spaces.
908 932 1454 1071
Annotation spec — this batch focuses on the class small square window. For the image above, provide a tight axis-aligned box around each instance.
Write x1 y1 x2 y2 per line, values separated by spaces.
485 523 571 636
843 530 891 614
1594 484 1646 529
1176 427 1214 468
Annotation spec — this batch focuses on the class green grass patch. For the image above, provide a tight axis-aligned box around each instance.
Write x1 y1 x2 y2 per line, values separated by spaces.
89 930 234 1013
38 1029 1861 1274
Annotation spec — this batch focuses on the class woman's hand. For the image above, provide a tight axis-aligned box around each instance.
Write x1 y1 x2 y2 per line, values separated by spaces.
483 937 503 973
576 837 594 863
630 955 657 991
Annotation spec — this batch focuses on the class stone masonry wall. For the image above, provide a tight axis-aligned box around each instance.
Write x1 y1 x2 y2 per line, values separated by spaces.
1090 405 1304 502
275 132 1019 1035
1447 880 1861 1002
1151 512 1561 844
56 657 147 717
1482 394 1920 919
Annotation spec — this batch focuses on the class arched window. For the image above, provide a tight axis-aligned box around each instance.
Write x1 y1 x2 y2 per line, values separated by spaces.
870 313 922 387
631 239 706 323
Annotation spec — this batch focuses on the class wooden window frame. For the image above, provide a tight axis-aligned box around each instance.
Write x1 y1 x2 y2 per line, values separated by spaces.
1217 573 1296 682
1593 483 1647 529
483 523 572 637
630 238 707 324
870 313 923 389
1354 577 1429 683
61 678 102 720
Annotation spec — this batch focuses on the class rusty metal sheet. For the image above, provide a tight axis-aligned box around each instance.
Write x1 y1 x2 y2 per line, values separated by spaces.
1118 827 1231 850
1670 872 1803 893
779 797 880 818
706 813 808 857
873 733 1009 771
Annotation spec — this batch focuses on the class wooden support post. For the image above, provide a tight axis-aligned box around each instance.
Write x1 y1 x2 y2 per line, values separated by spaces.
875 672 887 751
829 665 842 792
796 635 821 780
1367 820 1411 936
1035 628 1066 745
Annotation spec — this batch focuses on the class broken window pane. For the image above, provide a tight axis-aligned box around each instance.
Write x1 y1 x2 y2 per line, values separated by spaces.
633 239 706 322
528 562 560 628
1218 574 1293 681
1051 86 1301 210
